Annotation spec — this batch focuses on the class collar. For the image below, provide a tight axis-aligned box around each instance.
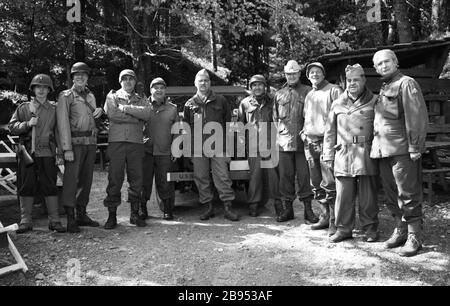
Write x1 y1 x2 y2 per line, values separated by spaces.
31 97 50 110
151 97 167 106
116 88 142 100
194 91 215 105
381 70 402 84
71 85 90 96
312 79 328 90
345 87 373 106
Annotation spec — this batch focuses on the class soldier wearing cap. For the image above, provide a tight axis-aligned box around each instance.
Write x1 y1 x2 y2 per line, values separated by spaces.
238 74 280 217
138 77 178 221
9 74 65 233
103 69 150 229
301 62 343 235
371 49 428 257
273 60 317 223
183 69 239 221
323 64 380 243
57 62 103 233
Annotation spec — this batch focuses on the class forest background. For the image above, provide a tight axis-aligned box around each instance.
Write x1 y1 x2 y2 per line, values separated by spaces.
0 0 449 105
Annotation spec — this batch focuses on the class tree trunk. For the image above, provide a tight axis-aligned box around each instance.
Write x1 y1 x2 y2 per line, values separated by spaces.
210 20 218 72
124 0 145 84
431 0 444 36
74 0 86 62
394 0 412 43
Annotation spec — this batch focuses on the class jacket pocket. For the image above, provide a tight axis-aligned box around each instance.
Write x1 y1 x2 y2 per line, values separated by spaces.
380 91 400 120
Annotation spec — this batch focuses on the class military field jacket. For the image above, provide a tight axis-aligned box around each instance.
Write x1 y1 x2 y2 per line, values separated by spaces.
104 88 150 144
370 71 428 159
238 94 275 155
56 86 97 151
273 82 311 152
302 80 343 140
323 89 378 177
183 91 231 156
9 98 59 157
141 98 179 156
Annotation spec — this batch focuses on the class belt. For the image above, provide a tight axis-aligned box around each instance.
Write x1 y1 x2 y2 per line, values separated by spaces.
352 135 370 144
71 131 93 137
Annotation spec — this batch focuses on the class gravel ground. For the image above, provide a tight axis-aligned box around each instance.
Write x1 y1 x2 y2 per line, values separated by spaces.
1 167 449 286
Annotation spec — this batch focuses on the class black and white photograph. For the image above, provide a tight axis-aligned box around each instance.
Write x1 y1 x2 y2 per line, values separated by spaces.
0 0 449 289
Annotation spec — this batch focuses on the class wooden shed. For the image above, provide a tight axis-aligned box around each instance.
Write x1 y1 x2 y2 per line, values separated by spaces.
311 38 450 140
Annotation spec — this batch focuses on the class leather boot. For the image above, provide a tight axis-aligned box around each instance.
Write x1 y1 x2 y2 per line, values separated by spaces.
273 199 282 219
130 202 146 227
384 217 408 249
224 201 239 221
163 198 174 220
303 199 318 224
249 203 259 217
399 221 423 257
45 196 66 233
139 200 149 220
76 206 100 227
65 207 80 233
277 200 294 222
104 207 117 230
329 230 353 243
311 203 330 230
200 202 215 220
16 196 34 234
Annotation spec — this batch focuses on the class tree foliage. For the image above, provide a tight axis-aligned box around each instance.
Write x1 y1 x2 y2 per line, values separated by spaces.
0 0 449 96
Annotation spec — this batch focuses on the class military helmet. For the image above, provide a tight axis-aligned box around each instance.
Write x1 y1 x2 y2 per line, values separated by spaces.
249 74 267 88
29 74 54 92
306 62 326 77
70 62 91 78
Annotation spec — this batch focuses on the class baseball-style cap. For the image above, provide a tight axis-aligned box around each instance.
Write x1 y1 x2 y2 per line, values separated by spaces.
150 77 167 88
119 69 136 82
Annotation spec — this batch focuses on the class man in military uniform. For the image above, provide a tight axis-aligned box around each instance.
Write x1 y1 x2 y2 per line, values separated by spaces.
103 69 150 229
238 74 280 217
139 77 178 221
183 69 239 221
9 74 65 233
273 60 317 223
57 62 102 233
301 62 343 235
371 49 428 257
323 64 379 243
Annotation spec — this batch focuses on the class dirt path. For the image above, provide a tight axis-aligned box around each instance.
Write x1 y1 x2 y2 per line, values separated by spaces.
1 168 449 286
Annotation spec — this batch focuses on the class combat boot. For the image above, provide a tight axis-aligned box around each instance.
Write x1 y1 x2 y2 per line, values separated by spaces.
200 201 215 220
65 207 80 233
311 203 329 230
48 222 66 233
76 206 100 227
224 201 239 221
277 200 294 222
399 221 423 257
273 199 282 219
163 198 174 220
249 203 259 217
104 207 117 230
329 230 353 243
139 200 149 220
303 199 318 224
130 202 146 227
16 196 34 234
384 217 407 249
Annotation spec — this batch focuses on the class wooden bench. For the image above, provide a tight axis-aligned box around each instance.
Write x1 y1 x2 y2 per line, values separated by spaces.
422 167 450 203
